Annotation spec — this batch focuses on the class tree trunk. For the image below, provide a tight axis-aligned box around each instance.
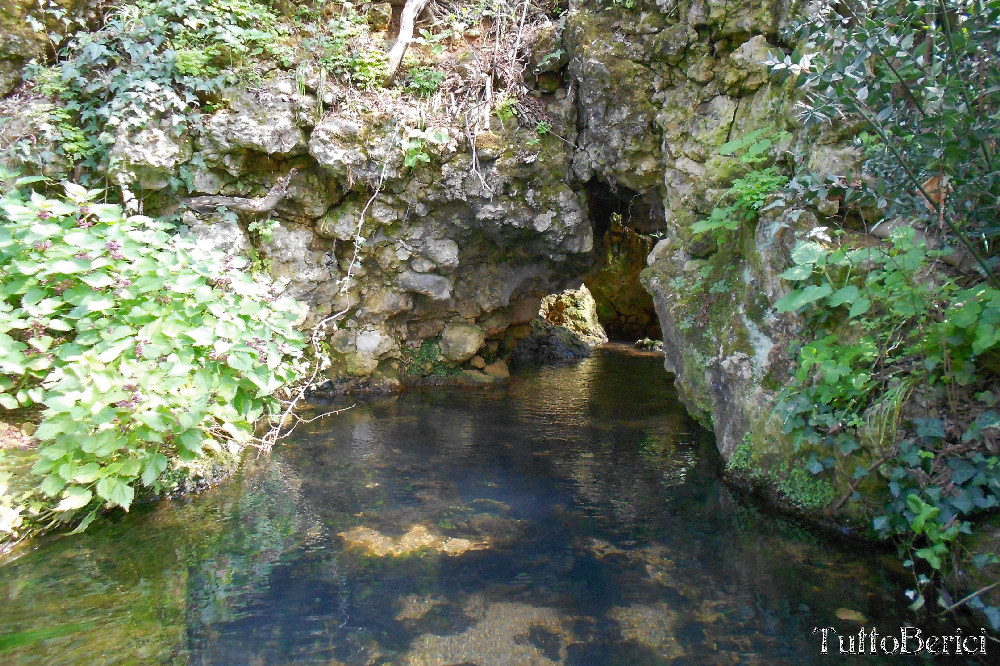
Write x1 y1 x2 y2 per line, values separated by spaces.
383 0 431 85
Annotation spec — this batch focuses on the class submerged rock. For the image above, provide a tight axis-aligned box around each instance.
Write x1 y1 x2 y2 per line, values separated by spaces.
339 524 486 557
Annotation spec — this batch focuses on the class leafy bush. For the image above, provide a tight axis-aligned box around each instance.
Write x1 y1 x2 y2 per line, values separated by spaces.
405 66 446 98
309 10 387 89
0 176 304 530
773 0 1000 283
401 127 451 168
775 225 1000 623
692 130 789 238
13 0 284 188
769 0 1000 624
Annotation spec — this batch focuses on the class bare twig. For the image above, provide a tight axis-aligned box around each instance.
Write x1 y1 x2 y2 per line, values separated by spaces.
385 0 432 84
941 579 1000 614
259 129 400 452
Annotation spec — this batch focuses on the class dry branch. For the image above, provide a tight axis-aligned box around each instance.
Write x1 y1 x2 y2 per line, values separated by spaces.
182 169 298 215
384 0 431 85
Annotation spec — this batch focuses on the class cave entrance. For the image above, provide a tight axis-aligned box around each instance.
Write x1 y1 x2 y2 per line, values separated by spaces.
581 178 663 341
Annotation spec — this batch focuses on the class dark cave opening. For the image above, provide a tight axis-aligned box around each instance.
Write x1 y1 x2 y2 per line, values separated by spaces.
581 179 664 342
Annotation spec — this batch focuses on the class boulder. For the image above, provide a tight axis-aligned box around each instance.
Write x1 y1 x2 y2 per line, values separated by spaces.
398 270 453 301
439 323 486 363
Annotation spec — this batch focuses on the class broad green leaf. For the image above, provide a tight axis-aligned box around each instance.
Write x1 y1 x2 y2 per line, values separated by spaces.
57 461 78 481
96 477 134 510
56 487 93 512
848 297 871 318
915 547 942 570
950 301 982 328
28 335 54 352
136 409 167 431
182 326 216 347
775 284 832 313
73 463 101 483
38 443 68 460
46 259 90 275
40 474 66 496
80 273 115 289
43 392 78 412
97 339 132 363
69 293 115 317
178 428 205 454
141 453 168 486
973 323 1000 354
790 241 827 265
68 509 97 534
829 285 860 307
779 264 813 281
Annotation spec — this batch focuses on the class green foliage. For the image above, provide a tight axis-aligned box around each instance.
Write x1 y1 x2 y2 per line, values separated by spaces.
493 94 518 125
775 463 836 510
773 0 1000 284
401 340 455 378
727 433 834 510
401 127 450 169
692 130 789 238
726 433 757 476
247 216 279 244
770 0 1000 624
597 0 639 9
15 0 284 190
708 279 730 295
775 224 1000 625
405 67 446 98
534 49 565 73
308 10 387 89
414 28 451 56
525 121 551 148
0 178 304 528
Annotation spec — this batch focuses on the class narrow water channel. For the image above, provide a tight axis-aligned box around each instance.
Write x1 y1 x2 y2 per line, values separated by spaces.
1 346 927 664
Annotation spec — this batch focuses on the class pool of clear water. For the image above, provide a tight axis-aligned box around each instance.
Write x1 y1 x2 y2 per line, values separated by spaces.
0 346 944 664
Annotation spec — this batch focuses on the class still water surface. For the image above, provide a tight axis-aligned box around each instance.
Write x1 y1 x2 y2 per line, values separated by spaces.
1 346 925 664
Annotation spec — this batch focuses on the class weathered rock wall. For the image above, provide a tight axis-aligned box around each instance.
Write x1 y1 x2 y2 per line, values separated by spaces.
559 0 818 461
2 0 844 473
138 68 601 389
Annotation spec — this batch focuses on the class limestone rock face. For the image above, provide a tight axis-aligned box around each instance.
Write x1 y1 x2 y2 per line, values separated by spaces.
202 82 310 160
182 211 251 256
0 1 42 98
111 128 189 190
398 270 453 301
512 285 608 365
1 0 830 473
539 285 608 348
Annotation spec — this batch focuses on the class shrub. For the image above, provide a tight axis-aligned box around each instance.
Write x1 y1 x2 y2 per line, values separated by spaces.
405 66 445 98
13 0 284 188
691 130 789 239
0 176 304 531
770 0 1000 625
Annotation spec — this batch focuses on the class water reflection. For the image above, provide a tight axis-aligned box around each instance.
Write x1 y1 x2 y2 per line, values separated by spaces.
0 346 937 664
